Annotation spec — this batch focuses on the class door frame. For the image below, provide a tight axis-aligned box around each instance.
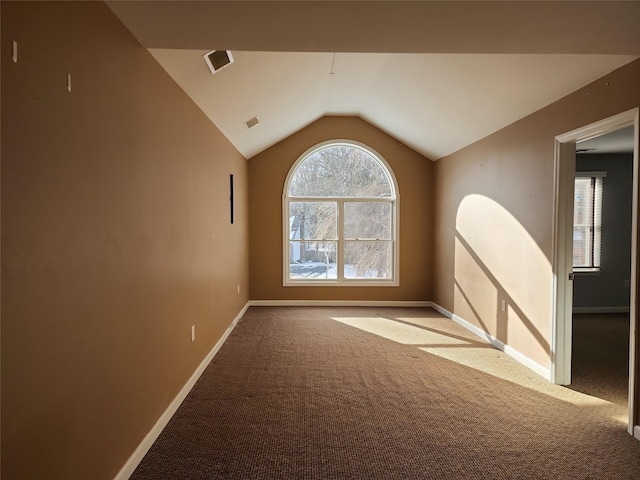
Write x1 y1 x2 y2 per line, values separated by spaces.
551 108 639 437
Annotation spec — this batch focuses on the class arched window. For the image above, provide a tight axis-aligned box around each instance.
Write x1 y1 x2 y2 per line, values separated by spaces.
283 140 398 285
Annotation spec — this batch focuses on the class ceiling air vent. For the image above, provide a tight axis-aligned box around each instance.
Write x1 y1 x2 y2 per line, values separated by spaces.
245 117 260 129
203 50 234 75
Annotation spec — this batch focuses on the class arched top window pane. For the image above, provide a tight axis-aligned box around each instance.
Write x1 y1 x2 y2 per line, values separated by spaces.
288 144 393 198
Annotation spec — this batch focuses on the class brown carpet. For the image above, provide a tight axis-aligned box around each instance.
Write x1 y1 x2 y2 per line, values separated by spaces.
130 307 640 479
570 313 630 412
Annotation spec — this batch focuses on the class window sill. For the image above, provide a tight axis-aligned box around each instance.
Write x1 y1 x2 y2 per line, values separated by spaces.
284 279 399 287
573 268 600 276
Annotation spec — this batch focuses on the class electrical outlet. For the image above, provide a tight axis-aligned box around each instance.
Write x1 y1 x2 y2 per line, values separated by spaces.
501 300 506 312
191 325 195 342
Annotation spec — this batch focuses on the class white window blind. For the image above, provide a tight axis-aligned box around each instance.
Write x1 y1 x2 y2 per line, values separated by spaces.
573 172 605 269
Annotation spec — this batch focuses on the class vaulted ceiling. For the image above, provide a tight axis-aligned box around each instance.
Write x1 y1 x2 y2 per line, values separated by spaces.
107 1 640 160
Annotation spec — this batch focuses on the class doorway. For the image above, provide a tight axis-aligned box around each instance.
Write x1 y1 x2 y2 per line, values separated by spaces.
552 108 639 437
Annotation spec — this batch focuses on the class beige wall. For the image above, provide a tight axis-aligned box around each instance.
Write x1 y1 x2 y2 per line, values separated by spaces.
433 59 640 371
1 2 249 479
249 116 434 301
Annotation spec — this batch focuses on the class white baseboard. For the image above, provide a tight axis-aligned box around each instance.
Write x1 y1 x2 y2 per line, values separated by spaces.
572 306 630 314
634 425 640 441
249 299 432 308
431 302 551 381
428 302 453 319
113 301 250 480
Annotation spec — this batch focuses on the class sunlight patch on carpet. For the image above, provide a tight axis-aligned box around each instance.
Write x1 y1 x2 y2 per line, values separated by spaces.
417 345 611 408
331 315 618 414
331 316 470 346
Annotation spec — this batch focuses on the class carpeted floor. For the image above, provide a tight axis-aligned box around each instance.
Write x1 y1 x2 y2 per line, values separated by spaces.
570 313 630 413
130 307 640 479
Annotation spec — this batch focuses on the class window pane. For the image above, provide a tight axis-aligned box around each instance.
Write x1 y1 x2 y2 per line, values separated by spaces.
289 241 337 279
573 175 604 269
573 178 592 227
284 141 398 285
289 202 337 240
288 145 393 197
344 241 392 279
344 202 391 240
593 177 603 268
573 177 592 267
573 226 590 267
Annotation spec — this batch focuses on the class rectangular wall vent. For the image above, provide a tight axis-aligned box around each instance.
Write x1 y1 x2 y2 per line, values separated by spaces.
203 50 234 75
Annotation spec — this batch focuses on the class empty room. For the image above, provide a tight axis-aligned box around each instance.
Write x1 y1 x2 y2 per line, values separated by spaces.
2 1 640 479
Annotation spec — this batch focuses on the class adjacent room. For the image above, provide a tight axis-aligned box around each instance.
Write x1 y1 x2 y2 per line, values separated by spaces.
2 1 640 479
570 127 635 423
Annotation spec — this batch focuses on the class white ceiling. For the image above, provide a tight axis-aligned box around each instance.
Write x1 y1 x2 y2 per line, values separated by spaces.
148 50 635 159
108 1 640 161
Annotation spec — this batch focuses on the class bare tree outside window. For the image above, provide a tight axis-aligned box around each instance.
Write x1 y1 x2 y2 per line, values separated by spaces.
289 145 392 198
285 142 397 284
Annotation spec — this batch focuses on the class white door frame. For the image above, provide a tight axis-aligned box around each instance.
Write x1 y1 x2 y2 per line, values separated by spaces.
551 108 639 437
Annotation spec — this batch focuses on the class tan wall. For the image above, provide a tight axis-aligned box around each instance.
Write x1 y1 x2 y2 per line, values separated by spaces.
249 116 433 301
433 59 640 371
1 2 249 479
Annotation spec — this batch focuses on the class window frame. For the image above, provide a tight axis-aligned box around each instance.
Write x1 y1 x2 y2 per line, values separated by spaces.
573 171 605 274
282 140 399 286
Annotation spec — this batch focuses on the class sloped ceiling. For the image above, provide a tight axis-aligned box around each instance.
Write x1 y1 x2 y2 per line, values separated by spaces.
107 1 640 160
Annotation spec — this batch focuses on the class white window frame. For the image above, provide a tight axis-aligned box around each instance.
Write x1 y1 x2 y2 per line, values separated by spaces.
573 171 606 273
282 140 399 286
